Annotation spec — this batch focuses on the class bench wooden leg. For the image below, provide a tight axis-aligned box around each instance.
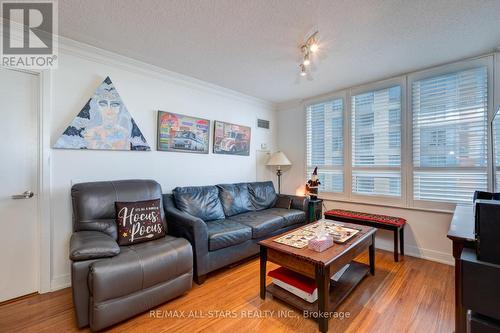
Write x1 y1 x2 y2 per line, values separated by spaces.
369 234 375 275
393 229 399 262
399 227 405 258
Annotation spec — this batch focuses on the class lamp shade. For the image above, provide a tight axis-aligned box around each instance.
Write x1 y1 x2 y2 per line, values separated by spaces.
266 151 292 166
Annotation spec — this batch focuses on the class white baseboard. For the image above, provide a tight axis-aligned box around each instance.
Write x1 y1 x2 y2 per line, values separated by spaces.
375 243 454 266
51 274 71 291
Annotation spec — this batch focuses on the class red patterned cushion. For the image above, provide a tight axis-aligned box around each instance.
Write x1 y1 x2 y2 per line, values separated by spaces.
324 209 406 227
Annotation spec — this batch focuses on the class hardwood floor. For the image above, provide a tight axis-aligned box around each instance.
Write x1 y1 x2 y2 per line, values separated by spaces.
0 250 454 333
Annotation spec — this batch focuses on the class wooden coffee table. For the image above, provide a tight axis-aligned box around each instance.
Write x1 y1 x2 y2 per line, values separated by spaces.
259 222 376 333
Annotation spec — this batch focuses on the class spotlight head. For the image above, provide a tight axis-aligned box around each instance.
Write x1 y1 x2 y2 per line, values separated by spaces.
299 64 307 76
303 54 311 66
309 42 319 53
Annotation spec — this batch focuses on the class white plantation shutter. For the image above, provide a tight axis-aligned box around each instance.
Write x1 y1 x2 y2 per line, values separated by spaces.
494 111 500 191
306 98 344 193
412 66 488 203
351 86 402 196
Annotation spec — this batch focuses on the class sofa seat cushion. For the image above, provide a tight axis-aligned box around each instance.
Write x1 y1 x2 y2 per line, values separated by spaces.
216 183 253 217
228 211 285 238
173 185 225 221
267 208 306 228
88 235 192 303
206 220 252 251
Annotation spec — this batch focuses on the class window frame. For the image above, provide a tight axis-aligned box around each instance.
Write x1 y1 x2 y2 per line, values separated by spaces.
302 55 494 213
493 107 500 192
407 56 494 211
348 76 407 207
304 90 348 201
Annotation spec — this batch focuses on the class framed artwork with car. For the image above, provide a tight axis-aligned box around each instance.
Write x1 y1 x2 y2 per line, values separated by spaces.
157 111 210 153
213 120 251 156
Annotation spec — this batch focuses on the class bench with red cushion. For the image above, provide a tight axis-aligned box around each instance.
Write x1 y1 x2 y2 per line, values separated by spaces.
324 209 406 262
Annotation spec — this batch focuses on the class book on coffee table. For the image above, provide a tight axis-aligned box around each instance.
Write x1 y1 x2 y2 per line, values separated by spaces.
268 264 351 303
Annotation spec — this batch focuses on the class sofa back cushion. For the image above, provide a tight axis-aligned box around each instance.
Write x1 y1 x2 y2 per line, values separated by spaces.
173 185 225 221
248 181 277 210
216 183 253 217
71 179 166 239
275 196 292 209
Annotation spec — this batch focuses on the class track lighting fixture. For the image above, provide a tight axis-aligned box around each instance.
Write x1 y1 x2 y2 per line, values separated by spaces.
298 31 319 78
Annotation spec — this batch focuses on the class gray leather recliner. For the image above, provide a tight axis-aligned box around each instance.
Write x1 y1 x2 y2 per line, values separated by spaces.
69 179 193 331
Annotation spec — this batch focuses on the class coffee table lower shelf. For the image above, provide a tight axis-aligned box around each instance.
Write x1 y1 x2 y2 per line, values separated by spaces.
266 261 369 312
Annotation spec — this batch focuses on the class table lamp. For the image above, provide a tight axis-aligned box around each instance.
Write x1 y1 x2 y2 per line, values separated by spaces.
266 151 292 194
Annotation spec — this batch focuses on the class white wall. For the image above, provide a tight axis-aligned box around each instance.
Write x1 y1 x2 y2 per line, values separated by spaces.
276 101 455 265
49 41 277 289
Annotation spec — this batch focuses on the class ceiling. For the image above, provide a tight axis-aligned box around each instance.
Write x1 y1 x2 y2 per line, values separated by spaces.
58 0 500 103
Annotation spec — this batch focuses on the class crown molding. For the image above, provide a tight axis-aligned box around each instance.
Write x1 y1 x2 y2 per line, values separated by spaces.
57 36 275 109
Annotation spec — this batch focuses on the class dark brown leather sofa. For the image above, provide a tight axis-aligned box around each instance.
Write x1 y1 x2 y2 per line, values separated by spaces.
69 180 193 331
163 181 309 284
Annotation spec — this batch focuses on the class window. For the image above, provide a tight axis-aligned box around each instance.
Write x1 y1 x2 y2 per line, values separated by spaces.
412 66 488 204
306 98 344 193
352 175 374 193
351 86 402 196
494 112 500 191
303 56 493 210
389 108 401 148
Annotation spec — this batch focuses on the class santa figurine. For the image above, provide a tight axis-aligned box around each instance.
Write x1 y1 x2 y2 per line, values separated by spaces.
306 167 321 200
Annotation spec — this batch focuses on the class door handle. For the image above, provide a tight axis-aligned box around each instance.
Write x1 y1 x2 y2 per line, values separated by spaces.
12 191 34 199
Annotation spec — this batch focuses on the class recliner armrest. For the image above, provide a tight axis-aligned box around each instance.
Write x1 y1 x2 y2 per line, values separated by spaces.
70 231 120 261
276 194 309 212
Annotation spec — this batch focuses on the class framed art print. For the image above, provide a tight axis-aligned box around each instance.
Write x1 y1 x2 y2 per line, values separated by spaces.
213 120 251 156
157 111 210 153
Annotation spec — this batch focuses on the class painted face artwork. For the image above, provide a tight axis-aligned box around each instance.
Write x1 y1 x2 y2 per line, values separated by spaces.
53 76 150 151
98 99 121 124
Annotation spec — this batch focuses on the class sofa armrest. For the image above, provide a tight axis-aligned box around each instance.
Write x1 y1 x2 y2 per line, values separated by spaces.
276 194 309 212
163 194 209 276
69 231 120 261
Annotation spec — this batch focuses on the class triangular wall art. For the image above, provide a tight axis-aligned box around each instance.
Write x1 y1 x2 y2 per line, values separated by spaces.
53 77 150 151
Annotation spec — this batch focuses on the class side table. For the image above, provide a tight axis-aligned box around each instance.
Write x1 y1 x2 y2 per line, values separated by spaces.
308 199 323 222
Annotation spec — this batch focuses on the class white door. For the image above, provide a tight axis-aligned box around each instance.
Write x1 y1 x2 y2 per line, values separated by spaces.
0 68 39 302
